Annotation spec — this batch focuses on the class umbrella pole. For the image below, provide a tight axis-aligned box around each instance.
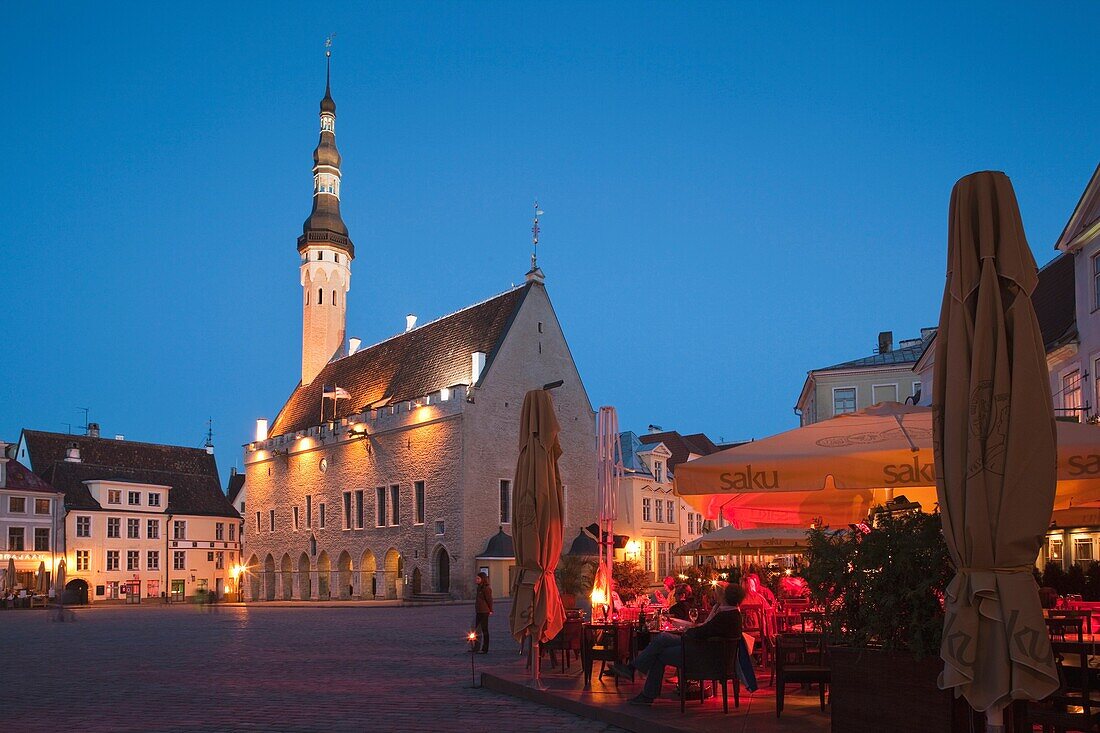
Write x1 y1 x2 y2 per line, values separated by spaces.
985 703 1005 733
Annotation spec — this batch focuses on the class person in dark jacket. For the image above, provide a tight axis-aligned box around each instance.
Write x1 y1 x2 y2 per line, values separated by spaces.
474 572 493 654
612 583 745 704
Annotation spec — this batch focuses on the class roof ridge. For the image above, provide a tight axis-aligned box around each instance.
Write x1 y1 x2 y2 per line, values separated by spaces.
23 429 214 455
49 459 217 480
329 282 530 367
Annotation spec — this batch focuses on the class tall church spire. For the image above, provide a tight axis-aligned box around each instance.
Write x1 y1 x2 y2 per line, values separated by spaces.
299 42 353 386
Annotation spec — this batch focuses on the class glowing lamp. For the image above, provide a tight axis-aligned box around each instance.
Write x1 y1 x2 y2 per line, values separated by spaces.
710 579 719 587
624 540 641 557
678 573 688 581
255 418 269 442
591 587 608 607
467 632 478 642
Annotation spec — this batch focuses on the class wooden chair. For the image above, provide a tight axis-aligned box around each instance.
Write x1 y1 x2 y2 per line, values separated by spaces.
1024 640 1100 732
775 632 830 717
679 636 741 713
741 605 772 684
1048 609 1093 636
1045 616 1085 643
542 619 583 673
582 623 635 688
799 611 825 633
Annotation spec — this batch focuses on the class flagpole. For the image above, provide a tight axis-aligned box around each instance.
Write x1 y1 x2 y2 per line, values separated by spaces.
321 384 326 424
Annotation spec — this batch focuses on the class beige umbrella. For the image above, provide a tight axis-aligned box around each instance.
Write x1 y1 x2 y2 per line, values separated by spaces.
933 171 1058 726
54 560 66 605
508 389 566 687
36 561 47 595
4 558 13 593
675 526 810 556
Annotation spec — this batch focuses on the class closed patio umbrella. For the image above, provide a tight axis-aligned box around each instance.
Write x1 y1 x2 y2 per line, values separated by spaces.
933 171 1058 727
36 561 47 595
4 558 13 593
54 560 66 602
508 389 566 687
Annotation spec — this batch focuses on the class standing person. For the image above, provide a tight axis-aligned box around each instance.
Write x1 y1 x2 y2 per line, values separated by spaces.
474 572 493 654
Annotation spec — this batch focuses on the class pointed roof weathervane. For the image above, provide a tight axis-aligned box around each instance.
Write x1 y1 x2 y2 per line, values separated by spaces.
527 201 546 283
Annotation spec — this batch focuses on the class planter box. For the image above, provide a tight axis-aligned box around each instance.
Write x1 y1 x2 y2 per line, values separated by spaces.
829 646 980 733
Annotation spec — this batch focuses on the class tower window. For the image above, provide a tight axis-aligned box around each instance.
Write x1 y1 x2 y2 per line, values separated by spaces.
317 251 323 261
332 290 336 306
318 288 323 305
335 254 340 263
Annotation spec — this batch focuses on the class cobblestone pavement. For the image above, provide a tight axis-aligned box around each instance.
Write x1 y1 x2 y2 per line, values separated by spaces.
0 602 623 733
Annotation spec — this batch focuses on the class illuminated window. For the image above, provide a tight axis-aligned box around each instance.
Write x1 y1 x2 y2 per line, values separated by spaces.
833 388 856 415
107 517 120 538
642 498 652 522
666 500 675 524
8 497 24 513
35 499 50 514
1075 537 1094 564
106 551 120 571
499 480 512 524
76 515 91 537
414 481 425 525
216 522 224 540
147 551 159 570
1049 537 1064 561
76 550 89 571
656 500 664 523
107 490 121 505
1063 370 1082 419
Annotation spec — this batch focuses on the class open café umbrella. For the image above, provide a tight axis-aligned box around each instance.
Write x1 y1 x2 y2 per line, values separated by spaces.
675 526 810 556
508 389 566 687
934 171 1058 729
674 402 1100 527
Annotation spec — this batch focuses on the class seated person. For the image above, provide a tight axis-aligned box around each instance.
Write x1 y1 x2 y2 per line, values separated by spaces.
609 579 625 612
611 583 746 705
667 589 694 622
652 576 676 607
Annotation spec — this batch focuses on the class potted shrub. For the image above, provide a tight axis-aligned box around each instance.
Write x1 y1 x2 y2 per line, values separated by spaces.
805 510 982 732
555 555 593 609
612 559 651 603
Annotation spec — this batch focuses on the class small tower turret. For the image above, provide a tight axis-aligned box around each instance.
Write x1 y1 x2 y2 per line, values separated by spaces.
299 45 353 385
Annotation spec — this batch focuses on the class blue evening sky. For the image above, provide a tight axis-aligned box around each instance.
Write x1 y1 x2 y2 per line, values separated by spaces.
2 3 1097 481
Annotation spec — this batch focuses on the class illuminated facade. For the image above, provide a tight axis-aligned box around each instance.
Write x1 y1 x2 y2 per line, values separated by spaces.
241 63 597 603
17 428 243 604
0 444 65 595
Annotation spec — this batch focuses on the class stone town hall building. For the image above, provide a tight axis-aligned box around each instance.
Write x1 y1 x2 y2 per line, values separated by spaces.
241 61 596 602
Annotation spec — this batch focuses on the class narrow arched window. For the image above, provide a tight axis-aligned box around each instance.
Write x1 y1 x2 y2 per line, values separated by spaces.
318 288 323 305
332 290 337 306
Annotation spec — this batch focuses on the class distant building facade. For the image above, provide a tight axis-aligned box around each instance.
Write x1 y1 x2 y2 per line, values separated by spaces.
0 442 65 596
17 426 242 604
795 329 935 425
240 64 597 603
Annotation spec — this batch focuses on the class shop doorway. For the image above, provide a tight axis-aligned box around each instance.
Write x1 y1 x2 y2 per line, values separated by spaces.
63 579 89 605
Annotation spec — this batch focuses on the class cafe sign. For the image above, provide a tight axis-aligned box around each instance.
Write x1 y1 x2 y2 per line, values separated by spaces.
0 552 49 562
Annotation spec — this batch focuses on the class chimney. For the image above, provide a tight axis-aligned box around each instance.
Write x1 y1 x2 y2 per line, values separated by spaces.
255 418 269 442
87 422 100 438
648 424 664 434
205 445 215 455
406 314 417 332
471 351 487 385
65 442 81 463
348 337 362 356
920 327 937 340
230 466 238 477
877 331 893 354
114 434 125 440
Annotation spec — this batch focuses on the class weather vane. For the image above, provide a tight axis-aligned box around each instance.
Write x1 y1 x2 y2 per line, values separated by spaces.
325 33 336 58
531 201 544 269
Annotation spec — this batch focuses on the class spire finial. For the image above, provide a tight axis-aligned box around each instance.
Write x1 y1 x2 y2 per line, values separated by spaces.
324 34 335 93
526 202 546 283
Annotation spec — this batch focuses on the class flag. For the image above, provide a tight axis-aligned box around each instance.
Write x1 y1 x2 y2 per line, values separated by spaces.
323 385 351 400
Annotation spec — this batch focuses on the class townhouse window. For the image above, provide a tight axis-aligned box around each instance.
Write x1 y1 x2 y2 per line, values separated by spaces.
76 550 89 571
414 482 425 525
1093 252 1100 310
657 542 669 578
656 500 664 523
390 485 400 526
306 495 312 527
642 498 652 522
173 520 186 539
666 500 675 524
872 384 899 404
355 490 364 529
76 515 91 537
147 550 159 570
269 509 275 532
107 490 121 505
34 499 50 514
833 388 856 415
1075 537 1095 565
499 479 512 524
207 552 214 562
293 506 300 531
148 492 161 507
229 523 235 541
343 491 353 529
434 520 445 536
654 461 663 483
128 491 141 506
216 551 224 570
106 550 120 571
142 519 156 539
127 518 140 539
127 550 140 571
319 503 326 529
107 518 121 538
1063 369 1083 419
32 527 49 551
688 513 695 535
216 522 224 540
173 551 185 570
644 541 653 572
8 497 25 513
375 487 386 527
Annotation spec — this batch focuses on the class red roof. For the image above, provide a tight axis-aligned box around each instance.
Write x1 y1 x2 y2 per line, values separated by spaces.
3 458 61 494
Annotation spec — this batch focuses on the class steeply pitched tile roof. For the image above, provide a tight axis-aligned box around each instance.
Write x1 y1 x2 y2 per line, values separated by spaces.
269 283 533 437
619 432 654 477
226 471 245 504
3 458 61 494
638 430 720 471
1033 252 1077 350
20 430 239 518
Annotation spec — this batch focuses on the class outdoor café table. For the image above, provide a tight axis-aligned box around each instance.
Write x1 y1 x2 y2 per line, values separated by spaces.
581 622 638 688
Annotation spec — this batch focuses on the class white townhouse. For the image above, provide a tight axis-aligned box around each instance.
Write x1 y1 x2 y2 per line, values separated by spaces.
0 442 65 594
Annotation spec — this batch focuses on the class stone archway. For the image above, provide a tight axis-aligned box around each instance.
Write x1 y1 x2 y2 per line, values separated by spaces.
360 549 377 599
263 555 276 601
247 554 262 601
337 551 353 600
64 578 89 605
297 553 312 600
280 554 294 600
432 545 451 593
317 551 331 599
383 548 403 599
